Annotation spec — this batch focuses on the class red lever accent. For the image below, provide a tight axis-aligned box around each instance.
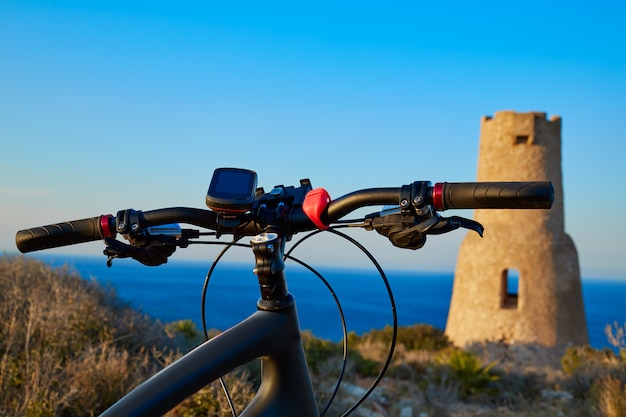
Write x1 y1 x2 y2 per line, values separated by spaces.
100 214 116 238
432 183 445 211
302 188 331 230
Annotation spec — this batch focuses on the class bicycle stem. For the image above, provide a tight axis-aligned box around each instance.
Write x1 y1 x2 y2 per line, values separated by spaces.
251 231 294 311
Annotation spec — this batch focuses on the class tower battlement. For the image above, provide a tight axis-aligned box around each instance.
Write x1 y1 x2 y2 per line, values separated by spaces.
481 111 561 147
479 111 561 148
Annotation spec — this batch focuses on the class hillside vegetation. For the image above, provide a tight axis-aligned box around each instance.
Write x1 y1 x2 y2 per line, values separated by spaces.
1 256 625 417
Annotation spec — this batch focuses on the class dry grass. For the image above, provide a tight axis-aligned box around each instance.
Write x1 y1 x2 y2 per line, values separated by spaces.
0 256 182 416
0 256 261 416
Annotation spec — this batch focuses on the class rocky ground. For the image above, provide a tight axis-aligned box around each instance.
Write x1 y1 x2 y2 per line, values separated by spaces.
315 342 618 417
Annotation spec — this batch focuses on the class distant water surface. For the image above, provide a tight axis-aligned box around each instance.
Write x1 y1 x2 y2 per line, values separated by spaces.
35 254 625 351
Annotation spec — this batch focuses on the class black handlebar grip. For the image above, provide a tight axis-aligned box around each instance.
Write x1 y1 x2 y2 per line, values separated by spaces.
432 182 554 210
16 215 115 253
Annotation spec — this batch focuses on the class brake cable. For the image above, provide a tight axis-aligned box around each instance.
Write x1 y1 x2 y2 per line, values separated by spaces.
286 227 398 417
199 238 245 417
283 253 348 417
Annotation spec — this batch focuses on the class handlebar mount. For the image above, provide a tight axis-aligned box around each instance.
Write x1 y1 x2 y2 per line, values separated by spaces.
364 181 485 250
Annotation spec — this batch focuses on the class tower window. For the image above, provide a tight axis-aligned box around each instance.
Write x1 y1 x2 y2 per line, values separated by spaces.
515 135 530 145
501 268 519 309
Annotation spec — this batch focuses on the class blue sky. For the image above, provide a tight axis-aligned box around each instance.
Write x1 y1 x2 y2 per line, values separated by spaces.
1 1 625 278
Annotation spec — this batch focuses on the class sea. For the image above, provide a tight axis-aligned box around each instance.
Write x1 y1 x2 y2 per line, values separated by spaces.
34 254 625 352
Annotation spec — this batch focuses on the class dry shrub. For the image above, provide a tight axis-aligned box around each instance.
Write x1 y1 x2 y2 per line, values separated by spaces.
561 345 625 401
593 375 626 417
0 255 179 416
354 338 389 363
168 370 257 417
605 322 626 351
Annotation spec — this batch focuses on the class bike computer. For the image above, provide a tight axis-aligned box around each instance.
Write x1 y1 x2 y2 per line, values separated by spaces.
206 168 258 212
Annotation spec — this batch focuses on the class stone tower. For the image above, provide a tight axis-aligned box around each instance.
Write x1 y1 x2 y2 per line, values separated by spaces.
445 111 588 349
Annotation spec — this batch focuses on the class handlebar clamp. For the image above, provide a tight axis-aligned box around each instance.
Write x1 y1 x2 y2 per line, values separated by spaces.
400 181 432 218
116 209 142 236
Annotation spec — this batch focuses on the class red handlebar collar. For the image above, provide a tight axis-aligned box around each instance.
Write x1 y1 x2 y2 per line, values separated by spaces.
100 214 116 238
432 183 444 211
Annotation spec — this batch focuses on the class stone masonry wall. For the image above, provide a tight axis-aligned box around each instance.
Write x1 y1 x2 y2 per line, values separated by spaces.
445 111 588 349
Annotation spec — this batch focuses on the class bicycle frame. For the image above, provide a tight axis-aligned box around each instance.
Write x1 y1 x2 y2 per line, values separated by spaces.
101 232 321 417
101 305 318 416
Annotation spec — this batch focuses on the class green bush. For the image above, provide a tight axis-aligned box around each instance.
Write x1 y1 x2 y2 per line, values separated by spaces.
353 324 451 352
165 319 205 351
301 330 381 378
349 350 382 377
301 330 342 373
436 349 499 399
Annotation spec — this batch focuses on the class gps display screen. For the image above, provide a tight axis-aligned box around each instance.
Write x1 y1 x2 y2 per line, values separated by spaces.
206 168 257 211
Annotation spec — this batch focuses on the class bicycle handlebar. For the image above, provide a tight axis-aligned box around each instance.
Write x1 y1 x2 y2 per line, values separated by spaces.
432 181 554 210
16 216 112 253
15 209 219 254
15 181 553 254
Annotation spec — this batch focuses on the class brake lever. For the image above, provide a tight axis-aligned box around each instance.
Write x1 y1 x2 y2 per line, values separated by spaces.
426 215 484 237
103 237 177 267
103 224 200 267
365 213 484 250
365 213 429 250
